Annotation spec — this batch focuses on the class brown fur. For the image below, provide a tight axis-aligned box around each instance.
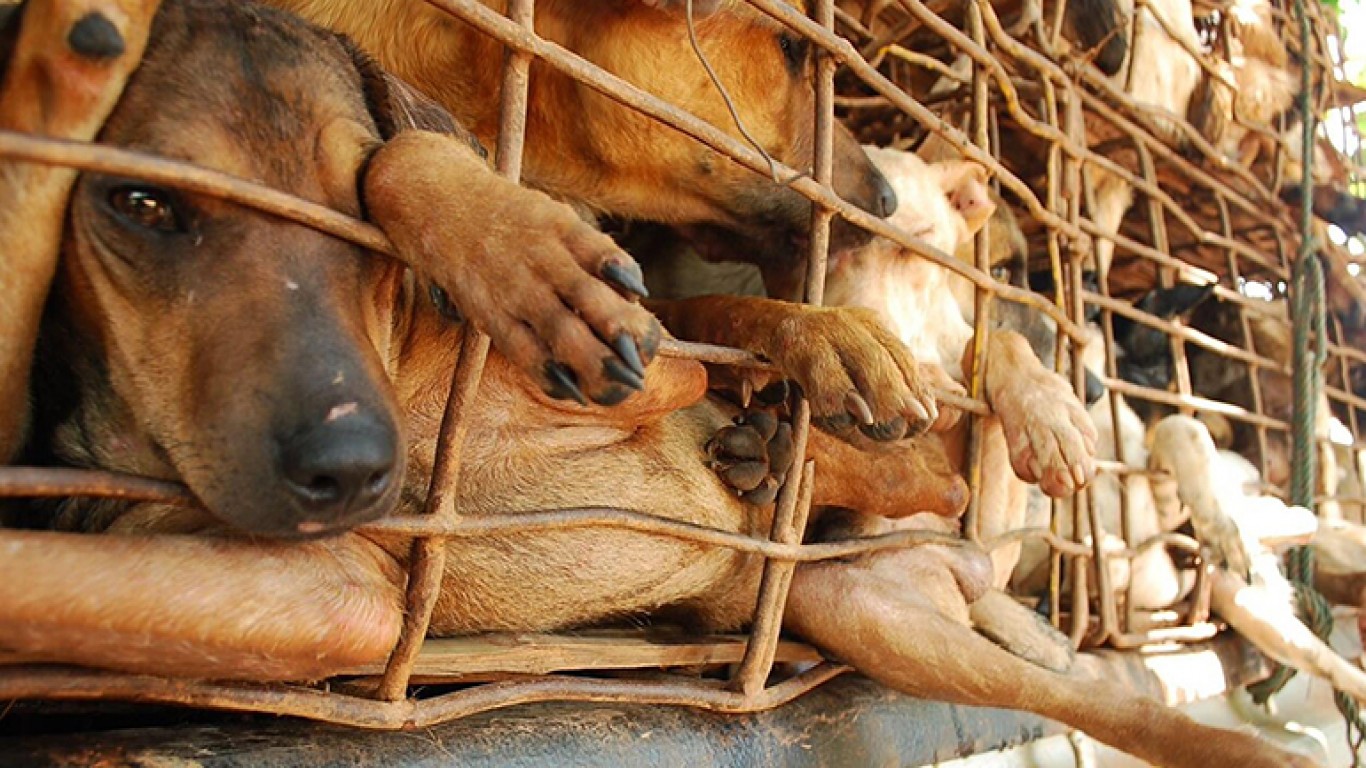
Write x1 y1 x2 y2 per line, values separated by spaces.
264 0 895 293
5 0 963 703
0 0 160 462
813 146 1317 765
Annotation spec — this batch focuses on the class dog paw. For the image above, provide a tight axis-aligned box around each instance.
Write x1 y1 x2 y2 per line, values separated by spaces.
993 369 1097 497
763 306 943 442
365 133 663 409
1193 508 1252 580
706 409 795 506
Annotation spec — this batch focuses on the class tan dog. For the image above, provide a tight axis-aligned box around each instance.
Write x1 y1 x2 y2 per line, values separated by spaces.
266 0 897 297
808 146 1324 764
0 0 959 712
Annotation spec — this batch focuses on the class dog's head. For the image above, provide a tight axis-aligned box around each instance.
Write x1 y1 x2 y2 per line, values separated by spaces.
551 0 895 261
44 0 455 538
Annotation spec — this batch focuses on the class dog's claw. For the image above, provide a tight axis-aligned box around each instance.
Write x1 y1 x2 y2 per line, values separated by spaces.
845 391 875 425
602 261 649 300
603 357 645 392
613 332 647 380
545 362 588 405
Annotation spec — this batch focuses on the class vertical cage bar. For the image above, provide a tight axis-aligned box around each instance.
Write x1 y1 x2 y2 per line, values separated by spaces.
961 0 993 543
731 0 834 698
374 0 535 702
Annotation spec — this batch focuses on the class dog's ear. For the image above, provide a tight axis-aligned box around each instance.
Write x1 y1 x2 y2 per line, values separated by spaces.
1135 283 1215 320
935 161 995 238
340 35 488 160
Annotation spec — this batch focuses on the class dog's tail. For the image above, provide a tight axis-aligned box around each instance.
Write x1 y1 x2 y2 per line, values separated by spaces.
1070 0 1130 76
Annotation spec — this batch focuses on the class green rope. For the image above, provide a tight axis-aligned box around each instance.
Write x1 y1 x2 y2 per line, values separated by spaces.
1243 2 1365 762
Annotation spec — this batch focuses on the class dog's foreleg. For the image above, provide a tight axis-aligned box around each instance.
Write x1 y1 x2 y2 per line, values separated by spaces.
786 549 1320 768
0 0 160 461
1148 415 1252 577
980 329 1097 497
364 130 662 410
1211 566 1366 704
0 529 403 680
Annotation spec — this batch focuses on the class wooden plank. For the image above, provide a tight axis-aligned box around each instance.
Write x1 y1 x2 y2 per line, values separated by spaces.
339 631 825 679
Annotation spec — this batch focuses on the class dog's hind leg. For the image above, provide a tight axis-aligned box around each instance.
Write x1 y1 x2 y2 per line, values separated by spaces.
0 0 159 461
786 549 1320 768
0 528 403 680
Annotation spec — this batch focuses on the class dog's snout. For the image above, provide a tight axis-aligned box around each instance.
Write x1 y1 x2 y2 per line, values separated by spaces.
280 409 397 529
873 172 898 218
1084 368 1106 407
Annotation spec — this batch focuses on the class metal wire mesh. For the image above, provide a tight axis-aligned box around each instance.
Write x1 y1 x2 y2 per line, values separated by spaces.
1 0 1362 730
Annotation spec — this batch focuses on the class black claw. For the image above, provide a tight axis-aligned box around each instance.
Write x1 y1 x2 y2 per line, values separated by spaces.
68 12 124 59
603 357 645 391
544 362 587 405
602 261 650 299
612 333 647 379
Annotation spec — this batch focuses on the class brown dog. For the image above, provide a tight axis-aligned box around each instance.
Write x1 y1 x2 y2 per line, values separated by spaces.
0 5 1324 766
267 0 896 298
3 0 961 696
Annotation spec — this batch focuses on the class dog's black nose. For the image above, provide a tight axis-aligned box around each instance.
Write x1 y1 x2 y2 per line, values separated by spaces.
1084 368 1106 407
280 410 397 528
873 174 898 218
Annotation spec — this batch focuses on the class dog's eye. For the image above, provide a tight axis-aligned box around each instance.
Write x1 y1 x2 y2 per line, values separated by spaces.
777 33 809 73
991 265 1010 282
109 187 182 233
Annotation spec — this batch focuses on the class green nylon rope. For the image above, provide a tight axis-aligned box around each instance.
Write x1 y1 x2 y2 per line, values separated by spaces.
1242 1 1365 761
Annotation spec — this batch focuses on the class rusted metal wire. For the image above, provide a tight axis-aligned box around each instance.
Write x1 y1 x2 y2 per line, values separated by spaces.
3 0 1363 730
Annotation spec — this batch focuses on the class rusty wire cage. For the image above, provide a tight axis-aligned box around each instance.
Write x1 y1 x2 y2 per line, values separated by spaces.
0 0 1362 734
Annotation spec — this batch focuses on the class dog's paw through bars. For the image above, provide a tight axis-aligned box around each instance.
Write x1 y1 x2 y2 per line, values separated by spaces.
706 380 796 506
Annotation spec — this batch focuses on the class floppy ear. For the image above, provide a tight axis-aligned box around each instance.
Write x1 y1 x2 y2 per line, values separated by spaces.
339 35 488 159
936 161 995 238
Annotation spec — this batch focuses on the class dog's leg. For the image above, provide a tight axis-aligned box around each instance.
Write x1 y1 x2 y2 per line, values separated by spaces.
807 431 970 518
1087 170 1134 278
1148 415 1251 576
980 329 1097 497
1211 566 1366 704
363 130 663 408
787 549 1320 768
0 529 403 680
0 0 159 461
651 295 942 442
